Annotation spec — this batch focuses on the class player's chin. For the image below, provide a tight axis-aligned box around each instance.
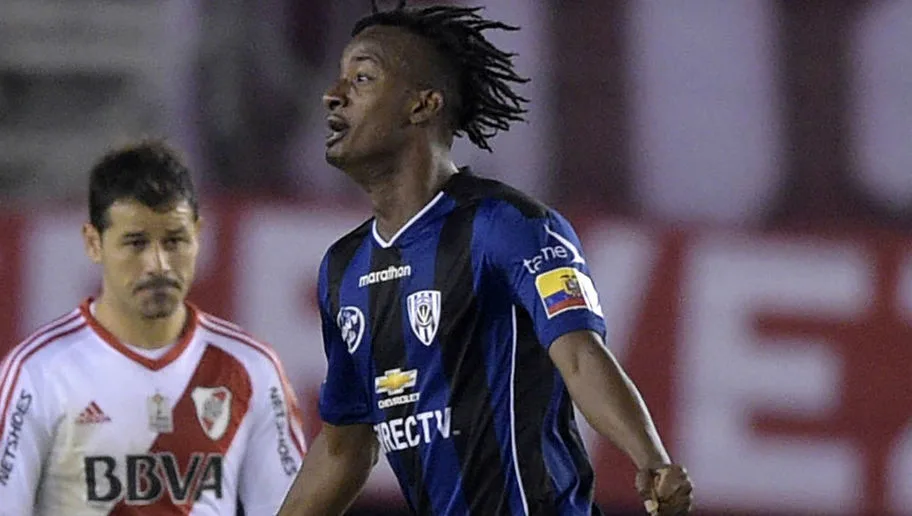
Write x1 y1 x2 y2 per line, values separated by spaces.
324 145 348 168
137 293 181 320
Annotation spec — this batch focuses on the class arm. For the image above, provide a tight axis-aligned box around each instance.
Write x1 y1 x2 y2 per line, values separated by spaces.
549 330 669 469
276 423 378 516
277 252 379 515
0 365 51 516
238 359 308 515
553 332 693 514
486 206 669 467
487 207 692 515
486 206 691 513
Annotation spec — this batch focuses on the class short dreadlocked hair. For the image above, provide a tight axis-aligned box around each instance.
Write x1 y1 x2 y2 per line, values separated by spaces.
353 1 529 152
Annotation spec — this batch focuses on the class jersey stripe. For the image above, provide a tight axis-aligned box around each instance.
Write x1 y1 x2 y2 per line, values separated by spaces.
0 310 83 417
318 172 606 514
326 222 371 319
512 307 560 513
0 318 86 444
199 313 246 334
0 310 81 397
106 343 252 514
434 203 510 515
508 306 530 515
199 318 306 457
198 318 307 457
555 392 597 508
368 244 435 514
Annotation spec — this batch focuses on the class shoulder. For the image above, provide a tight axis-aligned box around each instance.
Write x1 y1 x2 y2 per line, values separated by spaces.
323 218 372 266
195 312 287 381
444 169 551 220
1 308 91 378
318 218 372 291
444 172 577 247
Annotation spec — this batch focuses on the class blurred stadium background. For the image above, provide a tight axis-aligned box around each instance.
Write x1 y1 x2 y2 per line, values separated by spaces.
2 1 912 515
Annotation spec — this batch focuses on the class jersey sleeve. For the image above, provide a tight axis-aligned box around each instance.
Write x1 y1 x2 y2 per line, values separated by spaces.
0 362 52 516
485 203 606 348
238 357 307 515
316 252 374 426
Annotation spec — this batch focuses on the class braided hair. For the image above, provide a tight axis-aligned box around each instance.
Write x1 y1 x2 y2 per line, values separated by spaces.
354 1 529 151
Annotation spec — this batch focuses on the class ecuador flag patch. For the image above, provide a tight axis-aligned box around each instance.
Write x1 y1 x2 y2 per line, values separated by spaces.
535 266 596 318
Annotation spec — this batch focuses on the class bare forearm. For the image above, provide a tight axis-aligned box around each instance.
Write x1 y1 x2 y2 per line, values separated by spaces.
554 334 670 469
277 431 374 516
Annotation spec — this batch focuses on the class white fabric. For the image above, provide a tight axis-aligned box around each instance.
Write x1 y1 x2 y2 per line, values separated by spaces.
0 306 307 516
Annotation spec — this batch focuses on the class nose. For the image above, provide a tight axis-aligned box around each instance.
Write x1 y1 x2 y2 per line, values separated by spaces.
146 243 171 273
322 81 347 112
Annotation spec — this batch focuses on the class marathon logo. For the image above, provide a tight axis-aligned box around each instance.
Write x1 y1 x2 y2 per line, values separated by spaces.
374 407 452 453
0 390 32 486
359 265 412 288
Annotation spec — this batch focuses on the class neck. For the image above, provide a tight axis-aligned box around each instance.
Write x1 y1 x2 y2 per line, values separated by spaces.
362 141 458 241
93 294 188 349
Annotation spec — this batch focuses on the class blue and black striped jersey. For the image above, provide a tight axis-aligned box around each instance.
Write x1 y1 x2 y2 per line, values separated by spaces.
317 170 607 516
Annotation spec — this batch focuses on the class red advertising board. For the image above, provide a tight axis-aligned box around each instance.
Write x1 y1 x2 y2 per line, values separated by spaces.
1 202 909 515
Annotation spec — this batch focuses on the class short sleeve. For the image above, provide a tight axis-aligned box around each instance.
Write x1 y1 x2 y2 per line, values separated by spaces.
0 363 52 516
238 358 306 514
485 204 606 348
316 253 373 426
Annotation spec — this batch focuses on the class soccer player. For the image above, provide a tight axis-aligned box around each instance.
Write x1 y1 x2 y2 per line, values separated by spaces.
0 141 307 515
279 2 693 516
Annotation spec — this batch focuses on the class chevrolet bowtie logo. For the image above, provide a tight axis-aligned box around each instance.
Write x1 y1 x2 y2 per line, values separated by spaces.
375 368 418 396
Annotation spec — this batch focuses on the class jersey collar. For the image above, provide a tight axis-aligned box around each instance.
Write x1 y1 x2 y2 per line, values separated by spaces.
79 297 199 371
371 190 447 249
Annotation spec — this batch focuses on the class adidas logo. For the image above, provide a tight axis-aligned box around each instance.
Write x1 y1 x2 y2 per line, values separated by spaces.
76 401 111 424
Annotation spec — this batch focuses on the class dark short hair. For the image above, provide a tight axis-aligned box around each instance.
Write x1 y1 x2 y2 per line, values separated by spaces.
88 140 199 232
353 2 529 152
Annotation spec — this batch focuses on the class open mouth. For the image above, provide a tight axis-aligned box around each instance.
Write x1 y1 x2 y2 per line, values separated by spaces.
326 115 349 147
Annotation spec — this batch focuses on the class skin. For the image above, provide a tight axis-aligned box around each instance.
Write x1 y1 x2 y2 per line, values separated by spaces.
322 25 458 240
82 199 201 349
279 24 693 516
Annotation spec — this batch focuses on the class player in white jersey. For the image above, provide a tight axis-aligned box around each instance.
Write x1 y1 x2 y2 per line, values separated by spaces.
0 140 307 515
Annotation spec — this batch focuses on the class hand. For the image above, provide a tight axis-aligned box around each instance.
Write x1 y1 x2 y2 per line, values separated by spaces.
636 464 693 515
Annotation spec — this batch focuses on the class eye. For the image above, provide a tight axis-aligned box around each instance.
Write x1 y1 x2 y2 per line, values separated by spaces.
126 240 147 250
164 237 188 248
354 73 372 84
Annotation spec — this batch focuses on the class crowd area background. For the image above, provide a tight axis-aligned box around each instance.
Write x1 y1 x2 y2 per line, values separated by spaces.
1 1 911 515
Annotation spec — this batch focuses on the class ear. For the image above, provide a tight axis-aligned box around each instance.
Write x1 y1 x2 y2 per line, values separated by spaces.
409 89 445 126
82 223 103 264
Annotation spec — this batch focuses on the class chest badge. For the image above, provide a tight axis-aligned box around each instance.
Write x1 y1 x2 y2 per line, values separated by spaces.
191 386 233 441
407 290 441 346
337 306 366 354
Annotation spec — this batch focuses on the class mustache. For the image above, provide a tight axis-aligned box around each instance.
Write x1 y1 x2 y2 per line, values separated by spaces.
134 276 181 292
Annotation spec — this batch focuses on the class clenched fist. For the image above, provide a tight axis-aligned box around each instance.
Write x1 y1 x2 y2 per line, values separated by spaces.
636 464 693 515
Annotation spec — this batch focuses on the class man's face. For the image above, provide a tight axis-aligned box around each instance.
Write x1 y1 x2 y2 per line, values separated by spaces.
84 199 200 320
323 26 424 169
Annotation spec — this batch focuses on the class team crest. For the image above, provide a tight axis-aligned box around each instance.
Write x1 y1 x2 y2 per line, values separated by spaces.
337 306 365 353
407 290 441 346
191 387 232 441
